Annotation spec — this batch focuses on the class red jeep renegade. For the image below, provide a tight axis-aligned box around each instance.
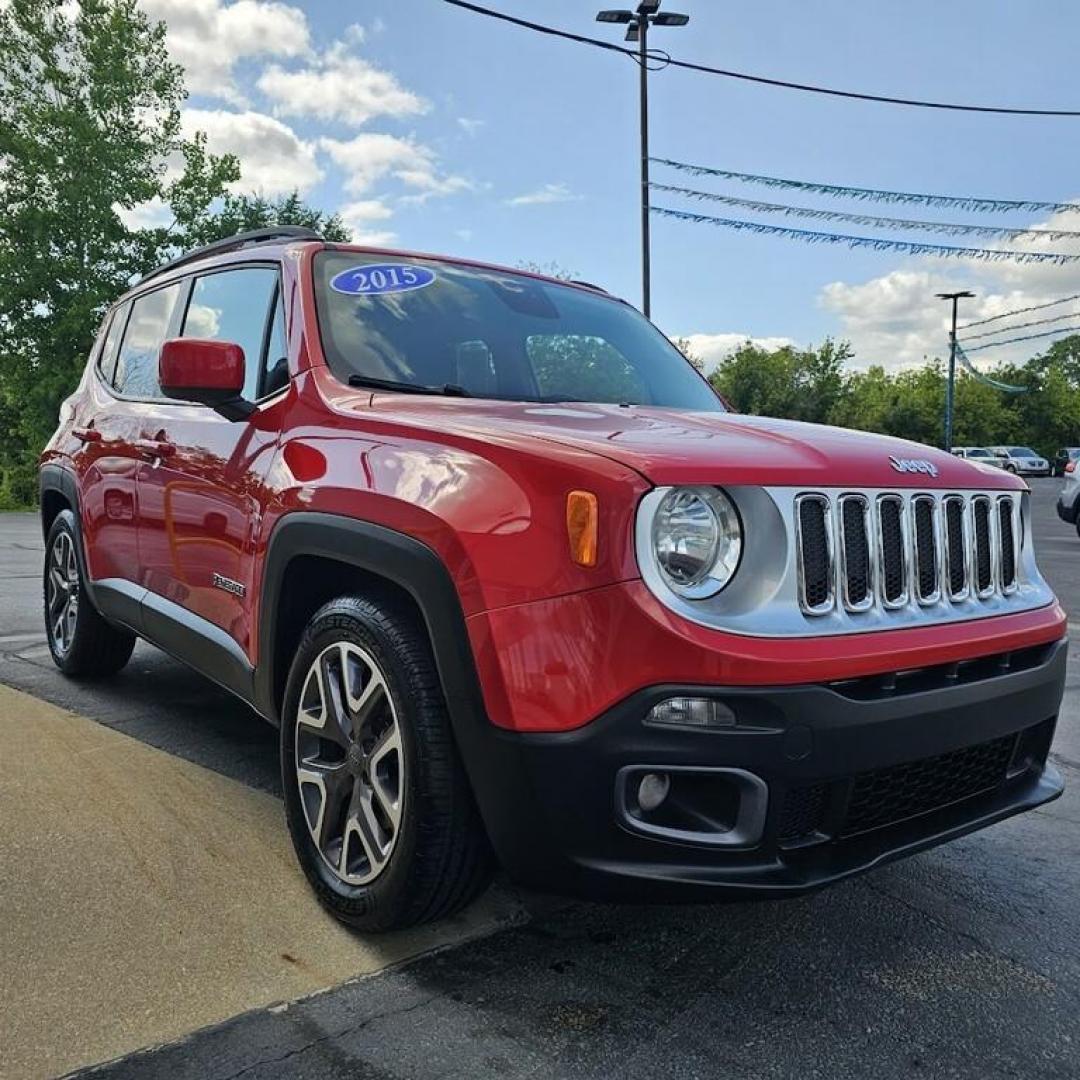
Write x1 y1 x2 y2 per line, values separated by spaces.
40 227 1067 930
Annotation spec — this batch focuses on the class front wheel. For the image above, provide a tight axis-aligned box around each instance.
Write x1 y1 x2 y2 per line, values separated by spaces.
280 595 493 931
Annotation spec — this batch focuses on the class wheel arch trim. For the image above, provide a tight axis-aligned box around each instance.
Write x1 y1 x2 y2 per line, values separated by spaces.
255 513 491 740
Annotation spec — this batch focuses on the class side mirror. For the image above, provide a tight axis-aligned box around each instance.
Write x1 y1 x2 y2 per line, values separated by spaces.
159 338 253 421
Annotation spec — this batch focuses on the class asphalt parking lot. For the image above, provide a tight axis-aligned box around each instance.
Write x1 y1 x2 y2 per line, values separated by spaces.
2 480 1080 1080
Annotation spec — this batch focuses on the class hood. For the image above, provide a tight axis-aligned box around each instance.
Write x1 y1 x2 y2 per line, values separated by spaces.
365 396 1023 490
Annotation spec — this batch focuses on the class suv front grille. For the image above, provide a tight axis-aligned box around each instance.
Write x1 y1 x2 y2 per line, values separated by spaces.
795 490 1021 617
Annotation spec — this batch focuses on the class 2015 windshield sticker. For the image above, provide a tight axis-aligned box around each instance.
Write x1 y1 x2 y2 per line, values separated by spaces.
330 264 436 296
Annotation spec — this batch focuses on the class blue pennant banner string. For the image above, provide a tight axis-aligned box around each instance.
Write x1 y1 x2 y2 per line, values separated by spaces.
954 345 1030 392
649 182 1080 243
961 326 1080 353
651 159 1080 216
651 206 1080 265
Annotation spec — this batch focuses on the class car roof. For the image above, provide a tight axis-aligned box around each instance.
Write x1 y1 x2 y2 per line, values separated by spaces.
123 228 614 305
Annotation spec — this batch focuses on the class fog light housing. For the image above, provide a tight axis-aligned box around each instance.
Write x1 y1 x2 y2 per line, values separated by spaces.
647 697 736 730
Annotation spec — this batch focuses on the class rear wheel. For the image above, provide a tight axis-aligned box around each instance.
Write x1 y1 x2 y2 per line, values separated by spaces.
43 510 135 677
280 595 493 930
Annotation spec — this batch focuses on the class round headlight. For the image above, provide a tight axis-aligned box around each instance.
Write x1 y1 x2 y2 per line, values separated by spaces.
651 486 742 599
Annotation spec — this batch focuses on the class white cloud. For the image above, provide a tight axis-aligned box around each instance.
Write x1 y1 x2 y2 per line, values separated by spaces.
140 0 311 105
505 182 581 207
678 333 796 374
182 109 322 196
457 117 484 136
257 42 427 126
819 199 1080 372
339 199 396 245
114 197 173 232
320 133 471 201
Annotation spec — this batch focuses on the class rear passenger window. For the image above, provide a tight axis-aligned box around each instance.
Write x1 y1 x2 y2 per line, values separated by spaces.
182 267 279 401
113 284 182 398
97 302 130 385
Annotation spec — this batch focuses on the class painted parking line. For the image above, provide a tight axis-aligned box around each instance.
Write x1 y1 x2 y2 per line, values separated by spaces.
0 685 526 1080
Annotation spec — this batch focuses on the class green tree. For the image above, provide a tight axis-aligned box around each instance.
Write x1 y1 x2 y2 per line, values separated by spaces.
709 338 851 424
172 191 351 250
0 0 237 497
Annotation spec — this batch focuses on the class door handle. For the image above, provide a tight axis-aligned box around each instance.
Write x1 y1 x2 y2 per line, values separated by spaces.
73 427 102 444
135 439 176 462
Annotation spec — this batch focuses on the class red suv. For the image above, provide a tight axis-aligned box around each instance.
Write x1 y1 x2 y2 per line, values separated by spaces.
40 227 1067 930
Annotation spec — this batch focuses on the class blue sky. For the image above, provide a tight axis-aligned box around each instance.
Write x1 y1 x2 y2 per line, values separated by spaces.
141 0 1080 371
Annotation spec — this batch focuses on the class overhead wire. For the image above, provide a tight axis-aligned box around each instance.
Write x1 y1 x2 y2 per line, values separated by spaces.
440 0 1080 116
958 292 1080 330
962 325 1080 352
959 309 1080 342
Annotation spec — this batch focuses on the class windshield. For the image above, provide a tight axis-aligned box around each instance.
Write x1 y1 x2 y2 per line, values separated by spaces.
313 252 724 410
1009 447 1037 457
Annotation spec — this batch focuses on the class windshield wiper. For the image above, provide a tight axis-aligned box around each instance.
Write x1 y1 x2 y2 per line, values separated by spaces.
347 375 471 397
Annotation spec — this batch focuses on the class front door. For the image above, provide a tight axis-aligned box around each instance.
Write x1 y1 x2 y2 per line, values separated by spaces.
134 265 286 662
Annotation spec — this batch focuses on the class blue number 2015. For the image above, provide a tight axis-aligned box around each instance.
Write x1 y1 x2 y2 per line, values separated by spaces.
330 264 437 297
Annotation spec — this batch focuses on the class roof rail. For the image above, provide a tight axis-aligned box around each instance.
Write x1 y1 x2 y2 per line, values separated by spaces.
139 226 324 284
570 279 609 293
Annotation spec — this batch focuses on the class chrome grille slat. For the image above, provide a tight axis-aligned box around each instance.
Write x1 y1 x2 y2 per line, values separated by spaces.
877 495 908 608
971 495 994 597
942 495 969 599
911 495 940 604
795 494 834 614
797 491 1021 617
838 495 872 612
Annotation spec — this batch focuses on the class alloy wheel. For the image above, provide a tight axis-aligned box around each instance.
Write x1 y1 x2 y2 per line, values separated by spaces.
47 531 80 656
295 641 404 885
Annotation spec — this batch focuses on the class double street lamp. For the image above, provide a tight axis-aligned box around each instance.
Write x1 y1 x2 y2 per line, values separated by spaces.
936 290 975 452
597 1 690 319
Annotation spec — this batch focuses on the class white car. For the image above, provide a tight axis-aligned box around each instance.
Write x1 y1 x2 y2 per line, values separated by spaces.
952 446 1003 466
988 446 1050 477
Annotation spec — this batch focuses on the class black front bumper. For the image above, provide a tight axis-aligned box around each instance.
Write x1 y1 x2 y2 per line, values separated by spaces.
468 638 1067 900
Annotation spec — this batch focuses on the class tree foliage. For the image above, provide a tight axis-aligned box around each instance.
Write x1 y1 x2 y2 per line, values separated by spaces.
0 0 348 505
709 334 1080 457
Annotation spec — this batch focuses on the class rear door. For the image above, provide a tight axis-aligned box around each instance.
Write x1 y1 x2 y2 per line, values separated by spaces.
74 284 183 597
134 264 286 661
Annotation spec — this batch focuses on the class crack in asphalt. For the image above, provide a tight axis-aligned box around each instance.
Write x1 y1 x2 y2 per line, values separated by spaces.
214 993 442 1080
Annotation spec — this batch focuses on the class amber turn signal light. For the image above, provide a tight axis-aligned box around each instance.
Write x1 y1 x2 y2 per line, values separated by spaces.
566 490 599 567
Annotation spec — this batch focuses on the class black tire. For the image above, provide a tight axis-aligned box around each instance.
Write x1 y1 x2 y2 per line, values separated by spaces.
280 594 493 931
1005 464 1017 473
43 510 136 677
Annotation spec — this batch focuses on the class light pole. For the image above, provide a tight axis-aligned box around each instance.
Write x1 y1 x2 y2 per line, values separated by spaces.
936 290 975 452
597 1 689 320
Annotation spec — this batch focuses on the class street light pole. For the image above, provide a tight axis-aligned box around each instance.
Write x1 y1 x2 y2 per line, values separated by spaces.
936 290 975 453
638 12 651 319
597 2 689 320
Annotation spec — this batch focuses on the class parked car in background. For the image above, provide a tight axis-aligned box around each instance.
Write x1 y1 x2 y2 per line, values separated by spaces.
952 447 1001 465
1057 465 1080 532
989 447 1051 476
1052 447 1080 477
